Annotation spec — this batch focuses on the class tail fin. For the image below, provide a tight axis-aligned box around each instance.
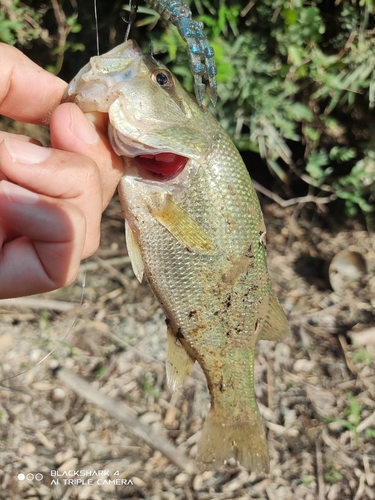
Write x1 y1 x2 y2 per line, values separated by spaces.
196 409 269 472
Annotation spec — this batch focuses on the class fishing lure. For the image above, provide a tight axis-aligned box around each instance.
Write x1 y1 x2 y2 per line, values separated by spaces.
145 0 217 106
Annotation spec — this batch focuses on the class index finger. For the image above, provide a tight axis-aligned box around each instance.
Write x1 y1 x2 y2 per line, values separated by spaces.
0 43 67 125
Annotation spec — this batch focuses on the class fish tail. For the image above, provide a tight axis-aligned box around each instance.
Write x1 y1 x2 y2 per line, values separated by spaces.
196 408 269 473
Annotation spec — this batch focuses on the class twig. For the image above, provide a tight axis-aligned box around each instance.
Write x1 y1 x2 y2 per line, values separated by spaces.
265 484 277 500
82 256 131 272
93 255 133 289
267 362 274 411
357 412 375 434
107 332 160 362
290 304 341 320
241 1 254 17
252 180 336 208
353 471 366 500
56 367 197 475
338 334 357 376
363 455 374 487
299 173 335 193
0 297 76 312
50 0 78 73
315 435 325 500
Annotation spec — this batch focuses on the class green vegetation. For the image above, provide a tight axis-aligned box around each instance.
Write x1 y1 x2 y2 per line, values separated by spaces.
2 0 375 217
329 391 375 447
149 0 375 219
142 374 159 400
94 366 107 376
0 0 43 45
40 308 50 333
0 0 84 73
324 467 344 484
352 346 373 366
301 474 314 487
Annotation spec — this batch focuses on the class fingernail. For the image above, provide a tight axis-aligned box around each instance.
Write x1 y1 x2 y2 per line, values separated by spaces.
3 138 51 164
0 180 39 204
69 104 99 145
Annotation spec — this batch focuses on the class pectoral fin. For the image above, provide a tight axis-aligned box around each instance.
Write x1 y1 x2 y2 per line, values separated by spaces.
149 197 215 253
125 219 144 282
258 290 290 341
166 325 195 391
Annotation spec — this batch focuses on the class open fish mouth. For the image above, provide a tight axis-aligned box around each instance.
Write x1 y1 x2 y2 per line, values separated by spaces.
108 122 192 182
136 153 189 179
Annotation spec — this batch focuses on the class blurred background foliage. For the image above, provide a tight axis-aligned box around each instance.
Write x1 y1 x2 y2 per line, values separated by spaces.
1 0 375 221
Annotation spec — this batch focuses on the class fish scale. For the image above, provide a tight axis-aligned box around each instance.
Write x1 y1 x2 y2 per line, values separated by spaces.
63 39 289 472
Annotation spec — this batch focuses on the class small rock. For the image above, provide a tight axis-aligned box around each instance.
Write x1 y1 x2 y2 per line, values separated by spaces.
175 473 189 485
193 474 203 491
0 333 14 353
18 443 36 456
132 476 146 488
293 359 316 373
139 412 160 424
329 250 367 295
50 388 66 403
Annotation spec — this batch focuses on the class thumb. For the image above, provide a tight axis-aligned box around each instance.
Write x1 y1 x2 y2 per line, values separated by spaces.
50 103 124 209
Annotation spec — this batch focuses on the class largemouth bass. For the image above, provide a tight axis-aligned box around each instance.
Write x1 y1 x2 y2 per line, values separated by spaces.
64 40 289 472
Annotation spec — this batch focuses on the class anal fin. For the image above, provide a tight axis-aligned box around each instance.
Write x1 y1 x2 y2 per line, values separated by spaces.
166 324 195 391
258 290 290 341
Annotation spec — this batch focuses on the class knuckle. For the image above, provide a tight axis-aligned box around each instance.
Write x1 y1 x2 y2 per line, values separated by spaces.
81 158 101 191
84 234 100 259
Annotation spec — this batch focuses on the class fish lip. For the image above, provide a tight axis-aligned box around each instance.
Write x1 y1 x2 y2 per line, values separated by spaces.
108 122 197 186
108 119 201 161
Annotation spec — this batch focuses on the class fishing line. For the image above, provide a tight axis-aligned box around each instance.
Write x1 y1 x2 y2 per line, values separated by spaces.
124 0 139 42
94 0 100 55
150 39 155 59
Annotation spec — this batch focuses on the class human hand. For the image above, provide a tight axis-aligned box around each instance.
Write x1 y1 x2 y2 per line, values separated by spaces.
0 43 124 299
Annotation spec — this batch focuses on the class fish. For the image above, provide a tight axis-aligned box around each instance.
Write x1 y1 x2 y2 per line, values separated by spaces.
63 40 290 472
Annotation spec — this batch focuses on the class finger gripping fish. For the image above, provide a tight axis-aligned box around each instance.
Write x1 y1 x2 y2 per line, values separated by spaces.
63 40 289 472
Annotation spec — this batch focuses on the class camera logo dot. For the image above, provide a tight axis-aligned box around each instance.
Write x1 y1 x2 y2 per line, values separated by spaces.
17 473 43 481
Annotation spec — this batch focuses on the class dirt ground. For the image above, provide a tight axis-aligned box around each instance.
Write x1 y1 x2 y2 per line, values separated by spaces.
1 162 375 500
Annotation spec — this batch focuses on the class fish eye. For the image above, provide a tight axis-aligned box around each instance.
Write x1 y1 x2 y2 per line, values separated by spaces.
152 70 174 89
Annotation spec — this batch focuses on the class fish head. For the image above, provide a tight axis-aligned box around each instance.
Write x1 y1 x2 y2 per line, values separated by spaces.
64 40 213 191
